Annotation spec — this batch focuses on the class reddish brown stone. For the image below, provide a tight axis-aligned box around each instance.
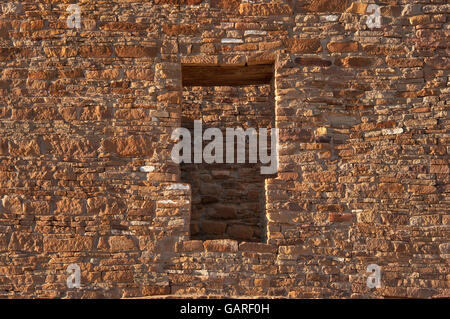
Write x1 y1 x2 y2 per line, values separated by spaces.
0 138 9 155
381 6 402 17
162 24 198 35
329 213 353 223
80 46 112 58
115 45 158 58
0 48 19 61
141 285 171 296
285 38 322 53
101 22 144 31
279 245 312 256
317 204 345 213
44 47 77 58
345 2 368 14
58 68 83 78
103 271 133 283
0 80 11 89
108 236 137 251
211 205 237 219
424 57 449 69
430 165 449 174
409 15 431 25
327 41 359 53
408 185 436 194
211 0 240 11
179 240 204 252
102 135 153 157
8 233 42 253
226 224 254 240
154 0 203 4
379 183 404 193
201 220 227 235
8 139 40 157
0 235 8 252
239 3 292 16
407 288 437 299
43 237 94 252
54 197 85 215
306 0 349 13
363 44 406 55
386 57 423 68
157 91 181 103
338 56 374 68
239 242 277 254
203 239 238 252
294 57 332 66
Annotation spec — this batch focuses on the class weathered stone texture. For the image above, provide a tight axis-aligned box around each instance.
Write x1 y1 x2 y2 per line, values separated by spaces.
0 0 448 299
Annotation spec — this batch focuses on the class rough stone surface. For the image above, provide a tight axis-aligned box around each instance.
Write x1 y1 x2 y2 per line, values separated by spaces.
0 0 448 299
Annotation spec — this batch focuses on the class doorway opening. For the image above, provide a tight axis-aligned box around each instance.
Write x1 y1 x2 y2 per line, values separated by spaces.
181 64 275 242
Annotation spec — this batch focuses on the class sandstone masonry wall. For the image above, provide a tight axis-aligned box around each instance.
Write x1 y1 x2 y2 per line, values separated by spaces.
0 0 448 298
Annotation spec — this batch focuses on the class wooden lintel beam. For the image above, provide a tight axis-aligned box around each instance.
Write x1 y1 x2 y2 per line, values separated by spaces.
182 64 274 87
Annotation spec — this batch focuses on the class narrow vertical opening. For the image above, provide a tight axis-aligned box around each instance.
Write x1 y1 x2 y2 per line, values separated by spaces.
181 64 275 242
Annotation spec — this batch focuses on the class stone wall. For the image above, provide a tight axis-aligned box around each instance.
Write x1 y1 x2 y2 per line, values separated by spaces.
0 0 448 298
